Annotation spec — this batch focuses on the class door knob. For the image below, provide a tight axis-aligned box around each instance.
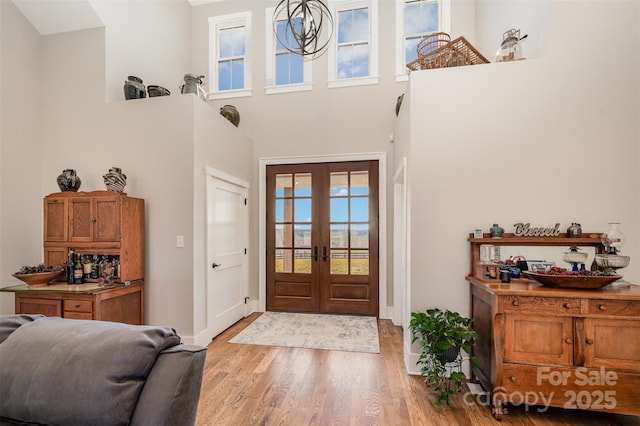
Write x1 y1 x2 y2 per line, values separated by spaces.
212 262 221 269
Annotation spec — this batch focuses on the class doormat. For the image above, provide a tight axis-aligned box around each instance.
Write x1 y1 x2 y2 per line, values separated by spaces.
229 311 380 354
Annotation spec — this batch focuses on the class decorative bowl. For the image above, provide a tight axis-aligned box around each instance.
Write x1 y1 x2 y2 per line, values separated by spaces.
12 270 65 287
522 271 622 289
595 254 630 269
147 85 170 97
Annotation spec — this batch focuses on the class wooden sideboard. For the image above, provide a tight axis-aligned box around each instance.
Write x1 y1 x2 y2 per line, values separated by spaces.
3 191 145 325
467 233 640 419
1 281 144 325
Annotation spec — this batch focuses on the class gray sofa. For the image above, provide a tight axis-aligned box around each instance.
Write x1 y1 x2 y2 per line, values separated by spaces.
0 314 207 426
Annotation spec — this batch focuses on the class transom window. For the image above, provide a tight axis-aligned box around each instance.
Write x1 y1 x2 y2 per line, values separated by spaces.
265 7 312 95
209 12 252 99
337 7 369 79
328 0 379 89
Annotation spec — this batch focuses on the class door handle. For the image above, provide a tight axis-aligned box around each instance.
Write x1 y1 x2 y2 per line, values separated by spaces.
212 262 222 269
314 246 318 261
322 246 328 261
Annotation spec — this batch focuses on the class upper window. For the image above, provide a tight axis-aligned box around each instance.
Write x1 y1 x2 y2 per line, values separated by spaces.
328 0 379 89
265 7 312 95
395 0 449 81
209 12 252 99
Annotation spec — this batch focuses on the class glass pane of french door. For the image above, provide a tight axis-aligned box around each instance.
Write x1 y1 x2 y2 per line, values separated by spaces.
274 172 313 274
329 170 369 275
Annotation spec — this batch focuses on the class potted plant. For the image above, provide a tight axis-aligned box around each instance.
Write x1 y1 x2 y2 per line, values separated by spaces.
409 308 479 407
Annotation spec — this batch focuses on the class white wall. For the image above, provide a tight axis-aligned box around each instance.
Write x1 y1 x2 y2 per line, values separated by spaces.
0 0 43 313
0 8 253 341
192 100 254 337
90 0 192 103
397 1 639 373
475 0 548 61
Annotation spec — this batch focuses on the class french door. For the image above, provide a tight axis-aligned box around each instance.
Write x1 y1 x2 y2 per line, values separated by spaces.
266 161 379 316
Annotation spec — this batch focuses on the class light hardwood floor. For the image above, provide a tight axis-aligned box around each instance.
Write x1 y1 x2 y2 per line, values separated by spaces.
195 313 640 426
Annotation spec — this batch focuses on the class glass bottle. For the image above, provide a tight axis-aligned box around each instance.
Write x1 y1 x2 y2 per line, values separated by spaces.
66 248 75 284
74 253 84 284
91 254 99 279
83 255 92 280
113 257 120 279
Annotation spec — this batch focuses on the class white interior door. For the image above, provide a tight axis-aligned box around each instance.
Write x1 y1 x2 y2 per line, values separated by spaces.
206 172 248 338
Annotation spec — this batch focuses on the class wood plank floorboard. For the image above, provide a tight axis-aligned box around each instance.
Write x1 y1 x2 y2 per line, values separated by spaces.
195 313 640 426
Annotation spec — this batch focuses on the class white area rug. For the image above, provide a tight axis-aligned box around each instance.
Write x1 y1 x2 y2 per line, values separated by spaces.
229 311 380 353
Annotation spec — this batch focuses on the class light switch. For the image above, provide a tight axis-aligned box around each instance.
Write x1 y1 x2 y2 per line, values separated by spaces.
176 235 184 248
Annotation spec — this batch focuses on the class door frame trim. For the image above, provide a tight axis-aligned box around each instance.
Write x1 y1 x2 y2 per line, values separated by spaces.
258 152 388 318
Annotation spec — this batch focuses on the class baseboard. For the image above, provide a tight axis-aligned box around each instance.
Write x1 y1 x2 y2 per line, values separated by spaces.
244 299 260 315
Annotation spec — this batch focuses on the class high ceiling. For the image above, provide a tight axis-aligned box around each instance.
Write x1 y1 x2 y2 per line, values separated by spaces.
11 0 103 35
11 0 225 36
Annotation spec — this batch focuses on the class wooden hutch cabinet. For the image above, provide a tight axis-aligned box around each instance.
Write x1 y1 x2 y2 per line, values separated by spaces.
467 233 640 419
3 191 145 325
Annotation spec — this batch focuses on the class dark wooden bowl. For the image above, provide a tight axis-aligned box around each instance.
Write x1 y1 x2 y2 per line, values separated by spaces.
522 271 622 289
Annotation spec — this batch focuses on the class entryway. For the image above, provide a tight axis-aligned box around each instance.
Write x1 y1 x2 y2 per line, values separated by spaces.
265 160 379 316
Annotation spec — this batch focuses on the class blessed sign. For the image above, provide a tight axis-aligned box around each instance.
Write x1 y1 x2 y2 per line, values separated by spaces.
514 223 561 237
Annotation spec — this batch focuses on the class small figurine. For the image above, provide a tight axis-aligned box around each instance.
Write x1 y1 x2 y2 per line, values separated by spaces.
97 261 115 287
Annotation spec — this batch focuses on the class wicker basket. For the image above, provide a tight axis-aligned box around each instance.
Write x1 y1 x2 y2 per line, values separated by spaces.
416 32 451 57
407 36 490 71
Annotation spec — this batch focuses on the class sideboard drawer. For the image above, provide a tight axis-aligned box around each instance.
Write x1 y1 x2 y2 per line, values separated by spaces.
64 311 93 320
64 299 92 313
504 296 581 315
588 299 640 317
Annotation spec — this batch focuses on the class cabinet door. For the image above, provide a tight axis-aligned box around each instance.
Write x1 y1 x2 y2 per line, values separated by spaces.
94 197 120 242
584 318 640 371
69 198 93 242
505 314 573 365
16 296 62 317
44 198 68 242
44 247 68 269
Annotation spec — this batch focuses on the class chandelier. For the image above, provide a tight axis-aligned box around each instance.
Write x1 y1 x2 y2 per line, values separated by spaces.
273 0 334 58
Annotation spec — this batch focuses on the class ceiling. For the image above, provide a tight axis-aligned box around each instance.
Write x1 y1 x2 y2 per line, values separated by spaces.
12 0 104 35
11 0 225 36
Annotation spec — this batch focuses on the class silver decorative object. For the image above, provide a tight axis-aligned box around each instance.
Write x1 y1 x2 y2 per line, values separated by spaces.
273 0 334 58
180 73 206 101
103 167 127 193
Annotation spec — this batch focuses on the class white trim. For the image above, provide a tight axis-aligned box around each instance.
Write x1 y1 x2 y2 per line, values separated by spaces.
392 157 407 328
328 75 379 89
204 165 250 189
327 0 379 88
209 89 253 100
258 152 389 319
265 6 313 91
194 166 250 346
208 11 252 97
265 83 313 95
